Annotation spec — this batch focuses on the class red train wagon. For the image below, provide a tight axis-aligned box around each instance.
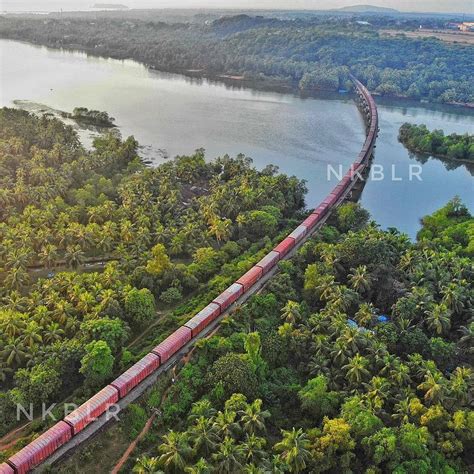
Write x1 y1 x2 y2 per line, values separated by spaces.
111 353 160 399
301 212 321 231
64 385 119 435
237 265 263 292
212 282 244 311
184 302 221 337
288 224 307 244
0 463 14 474
151 326 192 364
7 421 72 474
273 236 295 258
255 250 280 274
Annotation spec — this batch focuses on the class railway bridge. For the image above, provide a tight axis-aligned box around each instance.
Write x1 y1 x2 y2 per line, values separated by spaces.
0 76 378 474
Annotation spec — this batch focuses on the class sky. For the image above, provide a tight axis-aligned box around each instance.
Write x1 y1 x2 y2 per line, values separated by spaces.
1 0 473 14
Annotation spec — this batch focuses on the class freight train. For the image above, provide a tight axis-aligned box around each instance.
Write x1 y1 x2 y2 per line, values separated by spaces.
0 77 378 474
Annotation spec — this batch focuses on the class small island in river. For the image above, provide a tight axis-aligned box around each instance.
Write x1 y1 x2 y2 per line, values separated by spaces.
62 107 116 128
399 123 474 162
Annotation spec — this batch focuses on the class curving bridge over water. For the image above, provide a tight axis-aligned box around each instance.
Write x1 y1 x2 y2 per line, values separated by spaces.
0 77 378 474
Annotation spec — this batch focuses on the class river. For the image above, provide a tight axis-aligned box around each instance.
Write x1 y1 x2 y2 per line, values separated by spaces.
1 39 473 237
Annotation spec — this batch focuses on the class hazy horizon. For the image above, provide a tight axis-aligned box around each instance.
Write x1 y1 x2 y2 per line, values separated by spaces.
1 0 473 14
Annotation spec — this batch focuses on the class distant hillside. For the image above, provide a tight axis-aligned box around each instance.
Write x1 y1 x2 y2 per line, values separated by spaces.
92 3 128 9
337 4 399 13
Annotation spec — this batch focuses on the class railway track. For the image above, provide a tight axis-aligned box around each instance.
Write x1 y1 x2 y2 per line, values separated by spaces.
0 76 378 474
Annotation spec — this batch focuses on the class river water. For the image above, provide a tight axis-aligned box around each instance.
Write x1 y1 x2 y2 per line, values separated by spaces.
1 39 472 237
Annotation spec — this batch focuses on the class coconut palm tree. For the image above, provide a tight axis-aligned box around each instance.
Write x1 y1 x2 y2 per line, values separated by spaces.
132 456 163 474
188 399 216 422
241 433 267 464
213 410 241 441
0 310 27 338
240 399 270 435
44 322 65 344
392 398 412 424
184 458 211 474
342 354 371 386
281 301 302 325
21 321 43 349
189 416 218 457
458 322 474 355
425 303 451 335
39 243 59 269
0 338 29 367
441 282 466 315
348 265 372 294
417 371 447 405
355 303 374 327
211 436 244 474
65 244 84 270
158 431 192 473
364 376 391 410
274 428 311 474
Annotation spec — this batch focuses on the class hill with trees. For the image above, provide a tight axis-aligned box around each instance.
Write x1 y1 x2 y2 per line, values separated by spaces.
0 13 472 104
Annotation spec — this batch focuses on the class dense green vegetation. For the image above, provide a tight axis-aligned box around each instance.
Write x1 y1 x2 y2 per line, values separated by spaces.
121 198 473 473
0 108 306 440
399 123 474 162
0 13 472 103
62 107 116 127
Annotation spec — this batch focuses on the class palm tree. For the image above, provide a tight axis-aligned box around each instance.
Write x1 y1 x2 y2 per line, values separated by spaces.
0 338 29 367
458 322 474 355
281 301 301 325
448 367 473 408
44 322 65 344
342 354 370 386
364 376 391 410
0 310 27 338
441 282 465 315
188 399 216 422
158 431 192 473
189 416 218 457
417 371 447 405
1 291 28 312
240 399 270 435
39 243 59 269
242 433 267 464
185 458 211 474
425 303 451 335
209 217 232 243
315 275 336 301
65 244 84 270
274 428 311 474
132 456 163 474
348 265 372 294
243 464 265 474
355 303 374 327
213 410 241 441
211 436 244 474
4 265 29 291
22 321 43 349
392 398 412 424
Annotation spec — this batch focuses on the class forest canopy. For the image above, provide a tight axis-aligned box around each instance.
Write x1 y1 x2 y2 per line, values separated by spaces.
118 197 474 474
0 107 306 442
